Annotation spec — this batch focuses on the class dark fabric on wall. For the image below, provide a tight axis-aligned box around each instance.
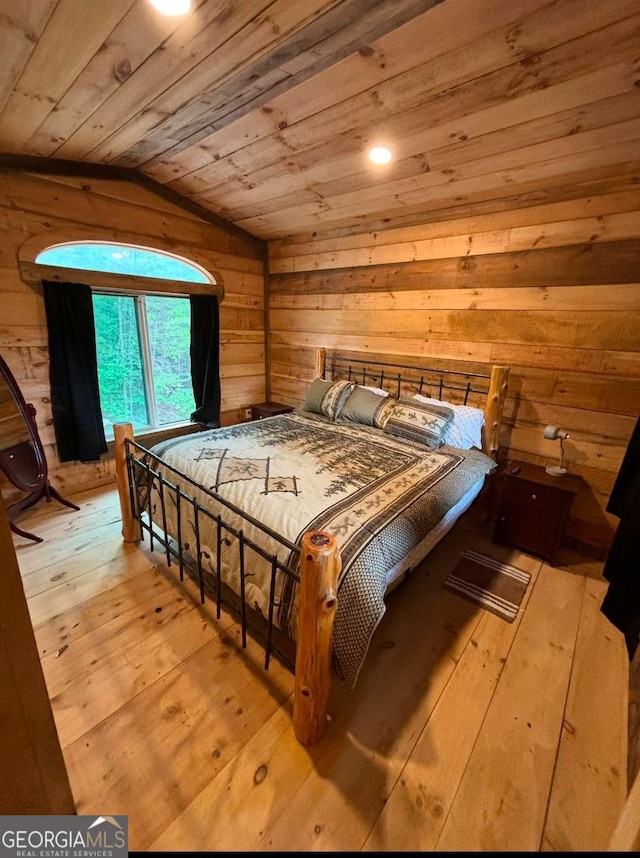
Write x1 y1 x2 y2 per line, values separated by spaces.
600 414 640 659
43 281 107 463
189 294 221 429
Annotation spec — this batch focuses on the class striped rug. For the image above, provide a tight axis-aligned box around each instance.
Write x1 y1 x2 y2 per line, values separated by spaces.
442 549 531 623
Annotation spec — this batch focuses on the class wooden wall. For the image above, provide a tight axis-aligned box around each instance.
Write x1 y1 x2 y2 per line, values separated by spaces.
268 190 640 556
0 501 75 814
0 169 266 498
3 163 638 554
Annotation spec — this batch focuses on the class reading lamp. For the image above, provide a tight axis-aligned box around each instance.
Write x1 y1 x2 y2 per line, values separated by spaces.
543 424 569 476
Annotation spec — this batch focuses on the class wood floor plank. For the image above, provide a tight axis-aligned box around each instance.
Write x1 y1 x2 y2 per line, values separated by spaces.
30 559 164 659
363 556 542 850
15 499 121 546
23 537 146 604
16 515 124 577
541 574 628 851
61 623 294 851
40 566 197 696
49 592 232 749
253 524 510 852
148 705 309 852
12 484 119 535
12 485 627 852
435 562 586 851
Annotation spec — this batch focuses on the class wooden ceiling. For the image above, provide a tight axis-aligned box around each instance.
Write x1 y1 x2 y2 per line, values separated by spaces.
1 0 639 240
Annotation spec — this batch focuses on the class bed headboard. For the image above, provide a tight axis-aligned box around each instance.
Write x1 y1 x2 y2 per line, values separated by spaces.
314 347 509 460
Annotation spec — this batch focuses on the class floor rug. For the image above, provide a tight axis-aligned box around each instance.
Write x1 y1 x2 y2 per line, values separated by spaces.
442 549 531 623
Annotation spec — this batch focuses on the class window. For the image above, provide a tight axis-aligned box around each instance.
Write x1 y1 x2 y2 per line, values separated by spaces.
93 293 195 435
36 241 211 283
35 241 216 437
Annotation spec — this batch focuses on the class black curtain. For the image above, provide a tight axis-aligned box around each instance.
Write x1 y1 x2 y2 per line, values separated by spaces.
189 294 221 428
600 414 640 659
43 281 107 463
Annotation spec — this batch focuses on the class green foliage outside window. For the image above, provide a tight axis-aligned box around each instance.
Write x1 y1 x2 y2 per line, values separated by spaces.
37 242 209 282
93 294 196 433
93 294 149 431
146 296 195 425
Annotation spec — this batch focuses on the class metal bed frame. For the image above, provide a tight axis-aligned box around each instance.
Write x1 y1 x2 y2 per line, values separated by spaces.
114 348 509 744
124 435 301 673
327 354 492 403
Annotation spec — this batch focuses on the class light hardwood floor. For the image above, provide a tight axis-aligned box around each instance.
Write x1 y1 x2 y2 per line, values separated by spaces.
12 485 628 852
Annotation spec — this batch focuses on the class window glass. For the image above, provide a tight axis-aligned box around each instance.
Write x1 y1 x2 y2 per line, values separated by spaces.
37 242 210 283
146 296 195 425
93 294 149 431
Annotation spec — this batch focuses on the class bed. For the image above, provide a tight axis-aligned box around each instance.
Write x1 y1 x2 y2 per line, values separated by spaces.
114 350 509 744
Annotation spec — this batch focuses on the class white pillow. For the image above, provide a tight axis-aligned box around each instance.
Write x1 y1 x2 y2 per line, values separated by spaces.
363 385 389 397
412 394 484 450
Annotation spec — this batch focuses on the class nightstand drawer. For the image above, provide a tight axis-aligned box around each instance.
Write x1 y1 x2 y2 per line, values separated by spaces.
502 477 569 514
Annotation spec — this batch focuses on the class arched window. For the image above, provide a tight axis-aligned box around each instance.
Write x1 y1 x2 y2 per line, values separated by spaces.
35 241 213 284
35 241 218 438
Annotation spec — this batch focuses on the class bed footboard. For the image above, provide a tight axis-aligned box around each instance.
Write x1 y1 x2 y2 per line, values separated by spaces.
113 422 339 746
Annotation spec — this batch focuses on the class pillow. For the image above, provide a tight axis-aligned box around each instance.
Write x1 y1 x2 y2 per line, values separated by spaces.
320 380 355 421
302 377 334 414
413 394 484 450
363 385 389 397
383 397 454 448
338 385 396 428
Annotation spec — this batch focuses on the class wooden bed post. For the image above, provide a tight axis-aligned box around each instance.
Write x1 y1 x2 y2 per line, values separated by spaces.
484 365 509 460
314 347 327 380
293 530 340 746
114 422 140 543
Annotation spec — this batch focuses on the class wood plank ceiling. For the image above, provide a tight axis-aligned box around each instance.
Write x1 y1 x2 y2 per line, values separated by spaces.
0 0 638 240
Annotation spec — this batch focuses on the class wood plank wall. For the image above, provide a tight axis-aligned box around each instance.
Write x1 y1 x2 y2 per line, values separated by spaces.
268 190 640 556
0 501 75 814
0 169 266 498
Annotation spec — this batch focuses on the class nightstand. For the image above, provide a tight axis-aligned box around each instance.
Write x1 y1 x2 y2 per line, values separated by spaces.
250 401 294 420
493 460 584 565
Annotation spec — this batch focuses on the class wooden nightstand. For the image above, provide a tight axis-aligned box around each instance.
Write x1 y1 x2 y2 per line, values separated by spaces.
493 460 584 565
250 401 294 420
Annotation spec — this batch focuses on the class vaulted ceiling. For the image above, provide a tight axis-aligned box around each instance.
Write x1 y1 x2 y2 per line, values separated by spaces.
1 0 638 239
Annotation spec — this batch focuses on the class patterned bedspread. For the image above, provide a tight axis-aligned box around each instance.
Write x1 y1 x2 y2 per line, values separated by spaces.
141 410 496 686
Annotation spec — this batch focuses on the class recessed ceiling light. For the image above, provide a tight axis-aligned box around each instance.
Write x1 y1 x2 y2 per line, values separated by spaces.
149 0 191 16
369 146 392 164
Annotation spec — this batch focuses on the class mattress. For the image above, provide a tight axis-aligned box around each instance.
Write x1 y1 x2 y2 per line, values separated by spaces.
141 411 496 686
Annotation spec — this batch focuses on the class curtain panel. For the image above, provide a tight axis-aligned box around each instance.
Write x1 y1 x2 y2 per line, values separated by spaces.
600 413 640 659
42 280 107 463
189 294 221 429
